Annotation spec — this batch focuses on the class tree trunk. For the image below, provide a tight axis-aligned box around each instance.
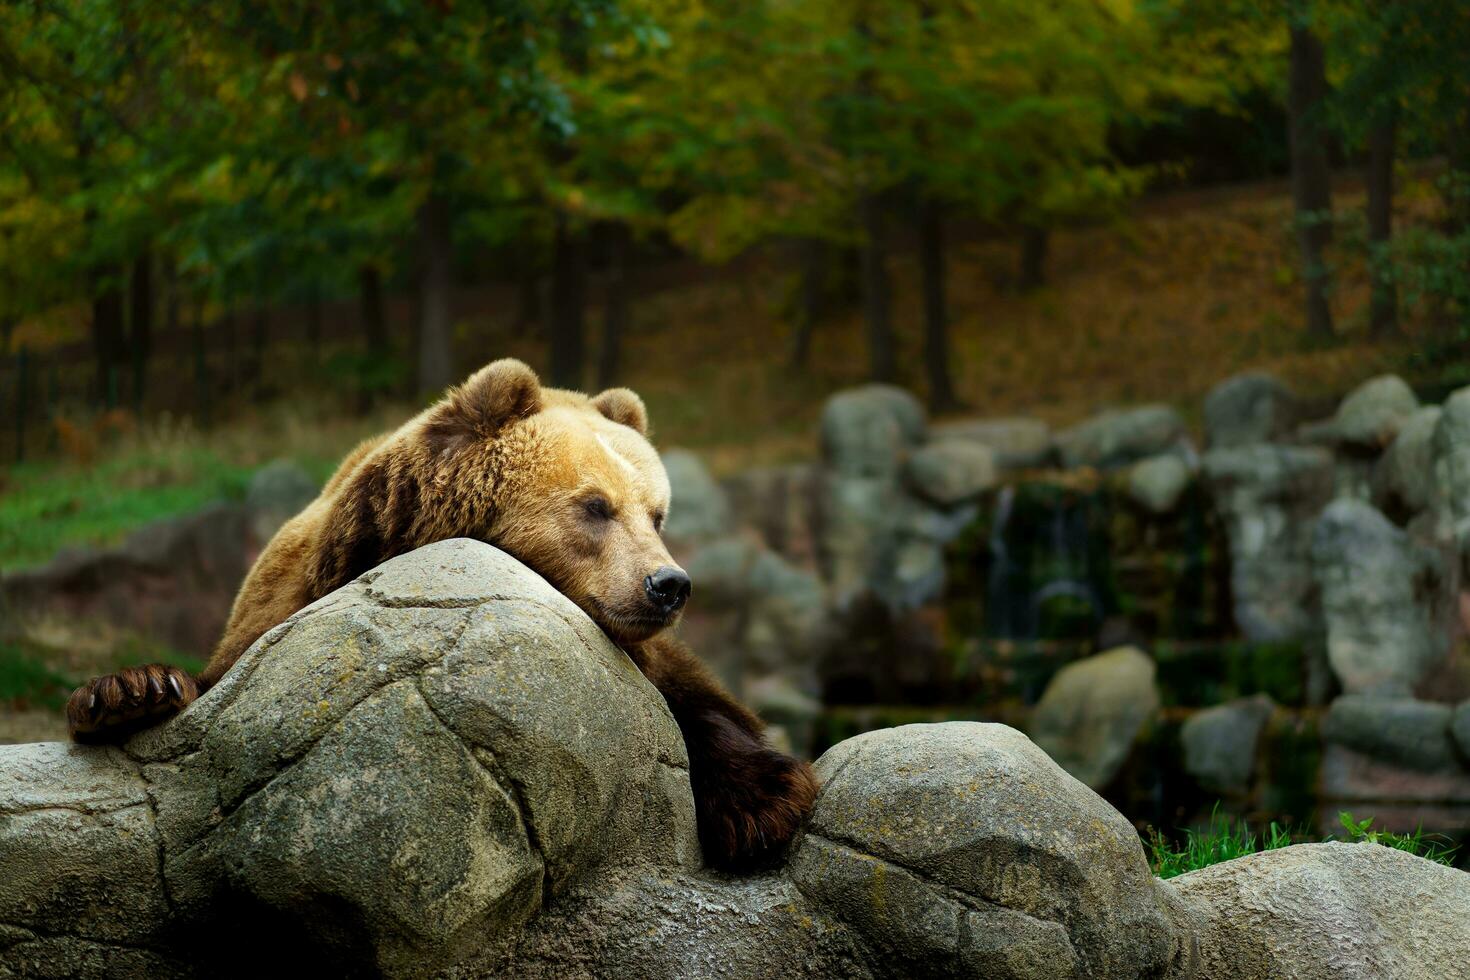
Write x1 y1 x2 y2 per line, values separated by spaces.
597 223 630 389
248 305 268 391
90 267 125 409
192 295 211 428
859 194 896 384
1367 107 1399 340
221 308 239 392
789 238 824 370
549 214 588 390
359 264 388 355
129 250 153 412
80 140 123 408
919 199 960 411
306 282 324 361
515 273 543 336
417 195 455 397
163 260 179 412
1287 20 1335 340
164 260 180 337
1019 226 1049 291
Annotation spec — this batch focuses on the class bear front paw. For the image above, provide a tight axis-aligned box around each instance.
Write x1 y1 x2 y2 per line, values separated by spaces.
66 664 199 744
692 717 820 872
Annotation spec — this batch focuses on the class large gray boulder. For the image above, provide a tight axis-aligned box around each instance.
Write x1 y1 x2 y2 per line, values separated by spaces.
661 448 733 546
1311 498 1450 695
1127 454 1193 516
1432 387 1470 571
1322 695 1463 773
1203 445 1335 642
1372 406 1442 518
0 540 699 978
929 416 1053 469
1056 404 1187 470
1169 842 1470 980
720 463 822 568
1203 373 1300 449
681 535 830 685
820 385 926 479
480 867 868 978
1455 701 1470 760
903 441 997 506
817 386 937 611
1028 646 1161 790
10 539 1470 978
1180 694 1276 796
0 742 185 977
0 502 256 658
788 723 1197 980
1302 374 1419 451
818 458 975 615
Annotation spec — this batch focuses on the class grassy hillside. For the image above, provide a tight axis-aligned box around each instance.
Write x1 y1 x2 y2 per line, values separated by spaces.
1 171 1458 570
457 171 1455 472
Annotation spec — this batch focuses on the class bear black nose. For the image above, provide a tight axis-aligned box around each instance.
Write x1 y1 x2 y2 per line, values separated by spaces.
644 565 691 615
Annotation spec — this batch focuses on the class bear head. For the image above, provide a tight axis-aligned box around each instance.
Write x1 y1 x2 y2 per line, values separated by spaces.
417 358 690 645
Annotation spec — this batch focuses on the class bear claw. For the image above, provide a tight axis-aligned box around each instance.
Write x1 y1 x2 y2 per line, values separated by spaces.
67 664 200 744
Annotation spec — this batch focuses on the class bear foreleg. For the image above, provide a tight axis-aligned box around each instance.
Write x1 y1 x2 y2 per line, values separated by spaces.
628 634 819 872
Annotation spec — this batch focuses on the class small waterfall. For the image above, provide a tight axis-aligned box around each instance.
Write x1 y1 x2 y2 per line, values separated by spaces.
985 485 1023 638
1029 580 1103 637
984 481 1106 640
1031 491 1102 637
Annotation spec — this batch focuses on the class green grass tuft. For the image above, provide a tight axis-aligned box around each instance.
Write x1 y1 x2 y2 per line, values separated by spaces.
1147 804 1294 879
1336 811 1461 866
1147 804 1460 878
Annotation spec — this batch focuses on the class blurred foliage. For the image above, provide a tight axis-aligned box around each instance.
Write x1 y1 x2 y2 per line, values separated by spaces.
0 0 639 335
0 0 1467 449
0 0 1314 342
1317 0 1470 344
322 349 411 402
0 448 254 568
0 635 205 711
0 638 74 711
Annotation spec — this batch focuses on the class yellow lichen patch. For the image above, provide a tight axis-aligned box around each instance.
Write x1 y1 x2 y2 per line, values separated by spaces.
869 857 886 911
302 698 333 721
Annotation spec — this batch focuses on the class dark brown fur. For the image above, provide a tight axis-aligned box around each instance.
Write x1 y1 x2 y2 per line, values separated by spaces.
65 359 816 871
628 635 819 868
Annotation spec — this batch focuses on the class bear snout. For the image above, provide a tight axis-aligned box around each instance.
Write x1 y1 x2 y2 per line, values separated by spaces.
644 565 691 616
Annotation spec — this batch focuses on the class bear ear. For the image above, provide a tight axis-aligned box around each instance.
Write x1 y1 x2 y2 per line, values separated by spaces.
425 359 542 453
590 387 648 435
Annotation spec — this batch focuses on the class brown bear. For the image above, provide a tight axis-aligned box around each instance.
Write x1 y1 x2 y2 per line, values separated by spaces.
64 359 817 871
